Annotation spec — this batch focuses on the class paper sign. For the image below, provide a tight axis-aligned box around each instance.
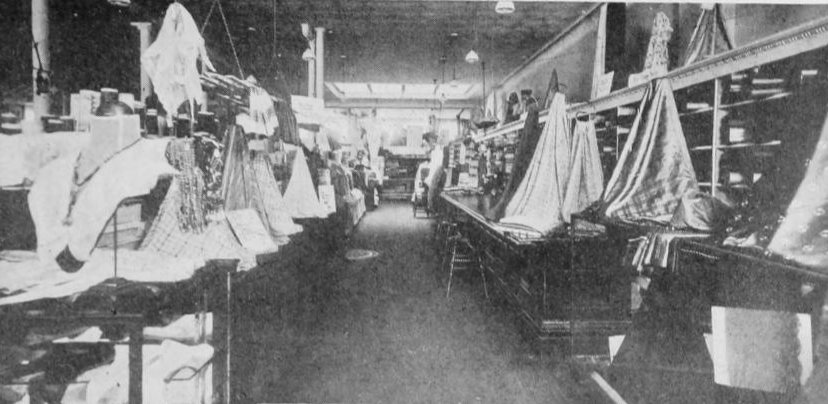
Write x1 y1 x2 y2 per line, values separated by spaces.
318 185 337 214
711 306 813 392
593 72 615 99
226 209 278 254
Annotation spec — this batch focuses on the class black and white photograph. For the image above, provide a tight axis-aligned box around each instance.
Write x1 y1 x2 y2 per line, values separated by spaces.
2 0 828 403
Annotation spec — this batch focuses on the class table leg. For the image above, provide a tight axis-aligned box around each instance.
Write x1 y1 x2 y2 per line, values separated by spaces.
128 326 143 404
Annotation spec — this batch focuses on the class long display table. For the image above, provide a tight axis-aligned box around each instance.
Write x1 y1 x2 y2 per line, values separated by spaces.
437 191 632 353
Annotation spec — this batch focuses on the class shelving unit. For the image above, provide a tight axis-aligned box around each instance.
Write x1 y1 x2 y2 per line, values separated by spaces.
457 15 828 208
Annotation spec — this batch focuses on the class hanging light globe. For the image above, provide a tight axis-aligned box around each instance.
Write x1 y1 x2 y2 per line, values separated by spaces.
495 1 515 14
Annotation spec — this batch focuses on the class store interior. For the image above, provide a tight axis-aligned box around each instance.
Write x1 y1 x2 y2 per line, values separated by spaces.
3 1 828 403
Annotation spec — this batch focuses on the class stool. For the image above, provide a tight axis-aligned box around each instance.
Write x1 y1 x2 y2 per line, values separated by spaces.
444 233 489 299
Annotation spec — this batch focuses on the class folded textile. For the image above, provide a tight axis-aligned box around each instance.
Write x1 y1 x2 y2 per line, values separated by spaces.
601 79 698 223
281 147 328 219
500 92 571 234
562 118 604 223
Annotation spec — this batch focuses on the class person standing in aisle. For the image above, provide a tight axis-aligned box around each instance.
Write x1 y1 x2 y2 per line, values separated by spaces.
422 132 444 212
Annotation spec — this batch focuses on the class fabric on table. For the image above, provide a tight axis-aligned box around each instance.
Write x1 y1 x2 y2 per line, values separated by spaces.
141 2 214 120
0 249 202 306
768 114 828 271
27 139 175 264
247 87 279 137
600 79 698 223
275 99 300 145
221 126 251 211
248 153 302 243
562 118 604 223
281 146 328 218
500 92 571 235
165 138 206 232
680 4 733 67
669 191 732 232
0 132 90 187
140 179 256 271
484 100 542 221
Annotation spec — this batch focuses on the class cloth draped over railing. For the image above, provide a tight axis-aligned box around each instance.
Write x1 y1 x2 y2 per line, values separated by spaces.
600 79 699 223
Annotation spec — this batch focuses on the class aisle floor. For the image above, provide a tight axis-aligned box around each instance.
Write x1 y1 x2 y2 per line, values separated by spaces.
233 202 597 404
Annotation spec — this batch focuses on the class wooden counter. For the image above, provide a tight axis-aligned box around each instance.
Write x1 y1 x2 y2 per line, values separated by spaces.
437 191 632 353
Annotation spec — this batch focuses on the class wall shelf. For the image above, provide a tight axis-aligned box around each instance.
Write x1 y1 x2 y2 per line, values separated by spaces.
471 14 828 144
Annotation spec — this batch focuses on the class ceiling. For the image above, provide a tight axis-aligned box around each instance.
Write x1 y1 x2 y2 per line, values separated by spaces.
1 0 596 102
185 0 596 95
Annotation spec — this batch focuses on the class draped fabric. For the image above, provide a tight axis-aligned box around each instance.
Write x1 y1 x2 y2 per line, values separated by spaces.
768 114 828 271
281 147 328 219
246 87 279 137
643 12 673 76
221 126 251 211
140 179 257 271
248 153 302 244
141 3 213 120
601 79 698 223
499 92 571 234
275 99 300 145
28 139 176 264
562 119 604 223
680 4 734 67
220 125 301 244
484 101 542 221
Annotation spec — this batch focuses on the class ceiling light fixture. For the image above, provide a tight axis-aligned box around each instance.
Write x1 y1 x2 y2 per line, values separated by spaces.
465 49 479 64
302 47 315 61
107 0 130 6
495 1 515 14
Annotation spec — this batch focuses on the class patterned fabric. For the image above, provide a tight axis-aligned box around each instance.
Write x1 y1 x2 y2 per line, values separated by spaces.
165 139 206 232
140 179 257 271
643 12 673 75
768 115 828 271
601 79 698 223
500 92 571 234
681 4 734 67
562 119 604 223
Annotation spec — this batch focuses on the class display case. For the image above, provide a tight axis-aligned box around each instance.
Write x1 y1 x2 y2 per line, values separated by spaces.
380 153 429 200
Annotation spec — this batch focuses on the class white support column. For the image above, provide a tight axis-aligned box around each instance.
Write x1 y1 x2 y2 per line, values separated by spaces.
32 0 50 119
315 27 325 101
130 22 152 103
307 39 315 98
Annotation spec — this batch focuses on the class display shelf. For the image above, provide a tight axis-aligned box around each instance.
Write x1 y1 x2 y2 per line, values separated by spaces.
471 14 828 144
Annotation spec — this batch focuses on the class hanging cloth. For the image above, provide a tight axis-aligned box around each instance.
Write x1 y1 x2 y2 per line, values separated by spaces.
275 99 301 145
562 118 604 223
768 113 828 271
601 79 698 223
643 12 673 76
281 146 328 219
247 86 279 137
247 152 303 244
221 126 251 210
141 2 214 118
681 4 734 67
499 92 571 235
